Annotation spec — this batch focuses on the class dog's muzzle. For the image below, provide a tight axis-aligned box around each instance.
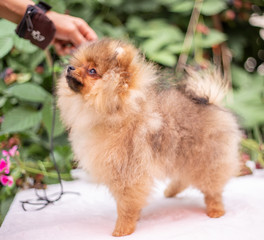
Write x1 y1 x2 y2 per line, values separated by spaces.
66 66 83 93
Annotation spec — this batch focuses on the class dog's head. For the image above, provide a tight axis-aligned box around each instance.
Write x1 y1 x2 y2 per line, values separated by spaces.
62 39 157 114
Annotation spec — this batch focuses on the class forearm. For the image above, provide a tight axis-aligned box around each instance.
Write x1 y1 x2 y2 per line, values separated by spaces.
0 0 97 54
0 0 35 24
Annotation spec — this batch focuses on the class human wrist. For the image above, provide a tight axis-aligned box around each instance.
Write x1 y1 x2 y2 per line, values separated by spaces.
15 1 56 49
0 0 35 24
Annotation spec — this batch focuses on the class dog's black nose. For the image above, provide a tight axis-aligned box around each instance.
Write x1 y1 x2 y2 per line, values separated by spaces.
67 65 75 73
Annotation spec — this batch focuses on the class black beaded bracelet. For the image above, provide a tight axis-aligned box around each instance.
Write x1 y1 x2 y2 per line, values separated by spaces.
15 1 56 49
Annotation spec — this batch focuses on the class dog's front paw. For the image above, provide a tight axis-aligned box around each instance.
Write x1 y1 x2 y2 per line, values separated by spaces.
112 221 135 237
204 193 225 218
207 208 225 218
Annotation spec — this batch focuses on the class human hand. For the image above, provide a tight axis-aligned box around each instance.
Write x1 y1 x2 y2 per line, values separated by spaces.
46 11 98 55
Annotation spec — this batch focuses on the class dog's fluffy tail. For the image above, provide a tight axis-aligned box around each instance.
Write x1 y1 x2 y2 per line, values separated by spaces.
180 67 228 106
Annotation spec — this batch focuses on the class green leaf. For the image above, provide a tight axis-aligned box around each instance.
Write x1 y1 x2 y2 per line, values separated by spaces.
6 57 27 72
65 0 94 21
0 107 42 134
7 83 51 103
166 43 184 54
17 73 32 83
148 51 177 67
171 1 194 13
0 37 13 58
28 50 46 71
226 68 264 128
126 16 145 32
231 65 251 88
139 22 184 53
44 0 66 13
122 0 159 13
141 37 169 53
53 145 73 171
0 20 16 37
6 50 45 72
228 101 264 128
42 99 65 138
0 80 7 92
101 0 123 7
201 0 227 16
0 196 14 225
0 97 7 108
195 29 227 48
98 24 126 38
133 19 183 39
13 35 38 54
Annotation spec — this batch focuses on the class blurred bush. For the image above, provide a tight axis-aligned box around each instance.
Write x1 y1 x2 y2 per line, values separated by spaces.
1 0 264 223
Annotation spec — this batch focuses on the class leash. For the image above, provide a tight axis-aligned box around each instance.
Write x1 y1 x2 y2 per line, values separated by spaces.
21 51 79 211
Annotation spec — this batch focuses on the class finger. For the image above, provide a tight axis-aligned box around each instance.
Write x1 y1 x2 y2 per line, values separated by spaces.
54 43 64 56
74 18 98 41
70 29 87 47
54 41 73 56
84 26 98 41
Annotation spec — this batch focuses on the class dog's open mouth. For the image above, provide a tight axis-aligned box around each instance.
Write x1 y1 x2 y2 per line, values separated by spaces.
66 75 84 93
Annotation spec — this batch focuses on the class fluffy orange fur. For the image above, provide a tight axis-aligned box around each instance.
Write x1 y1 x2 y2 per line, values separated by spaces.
57 39 241 237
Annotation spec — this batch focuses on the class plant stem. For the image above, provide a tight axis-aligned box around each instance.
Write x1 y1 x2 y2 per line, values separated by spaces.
211 14 233 104
45 49 53 70
14 156 71 180
253 125 263 145
23 165 72 180
175 0 203 74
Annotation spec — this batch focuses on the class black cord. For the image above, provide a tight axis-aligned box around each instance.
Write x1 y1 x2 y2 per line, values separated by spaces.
21 53 79 211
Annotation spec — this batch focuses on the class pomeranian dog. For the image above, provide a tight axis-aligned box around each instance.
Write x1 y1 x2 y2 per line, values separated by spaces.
57 39 241 237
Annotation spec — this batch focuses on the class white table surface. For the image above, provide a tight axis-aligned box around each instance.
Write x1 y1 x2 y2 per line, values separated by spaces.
1 170 264 240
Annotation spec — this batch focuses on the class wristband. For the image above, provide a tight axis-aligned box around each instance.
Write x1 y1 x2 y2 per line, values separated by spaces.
15 1 56 49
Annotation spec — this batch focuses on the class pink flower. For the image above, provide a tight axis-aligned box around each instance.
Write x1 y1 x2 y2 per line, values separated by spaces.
9 145 18 157
2 150 9 157
2 145 18 157
0 158 7 172
0 175 13 187
0 157 10 174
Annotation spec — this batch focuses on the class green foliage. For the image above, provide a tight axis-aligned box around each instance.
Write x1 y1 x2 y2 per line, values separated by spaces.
42 98 65 138
1 107 42 134
6 82 51 103
201 0 227 16
0 196 14 225
241 138 264 166
0 20 16 58
227 66 264 129
0 38 13 59
195 29 227 48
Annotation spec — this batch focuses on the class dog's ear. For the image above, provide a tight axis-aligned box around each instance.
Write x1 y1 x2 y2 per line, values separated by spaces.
115 45 137 69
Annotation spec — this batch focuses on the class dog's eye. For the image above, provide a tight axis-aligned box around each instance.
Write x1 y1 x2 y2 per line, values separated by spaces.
88 68 97 75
